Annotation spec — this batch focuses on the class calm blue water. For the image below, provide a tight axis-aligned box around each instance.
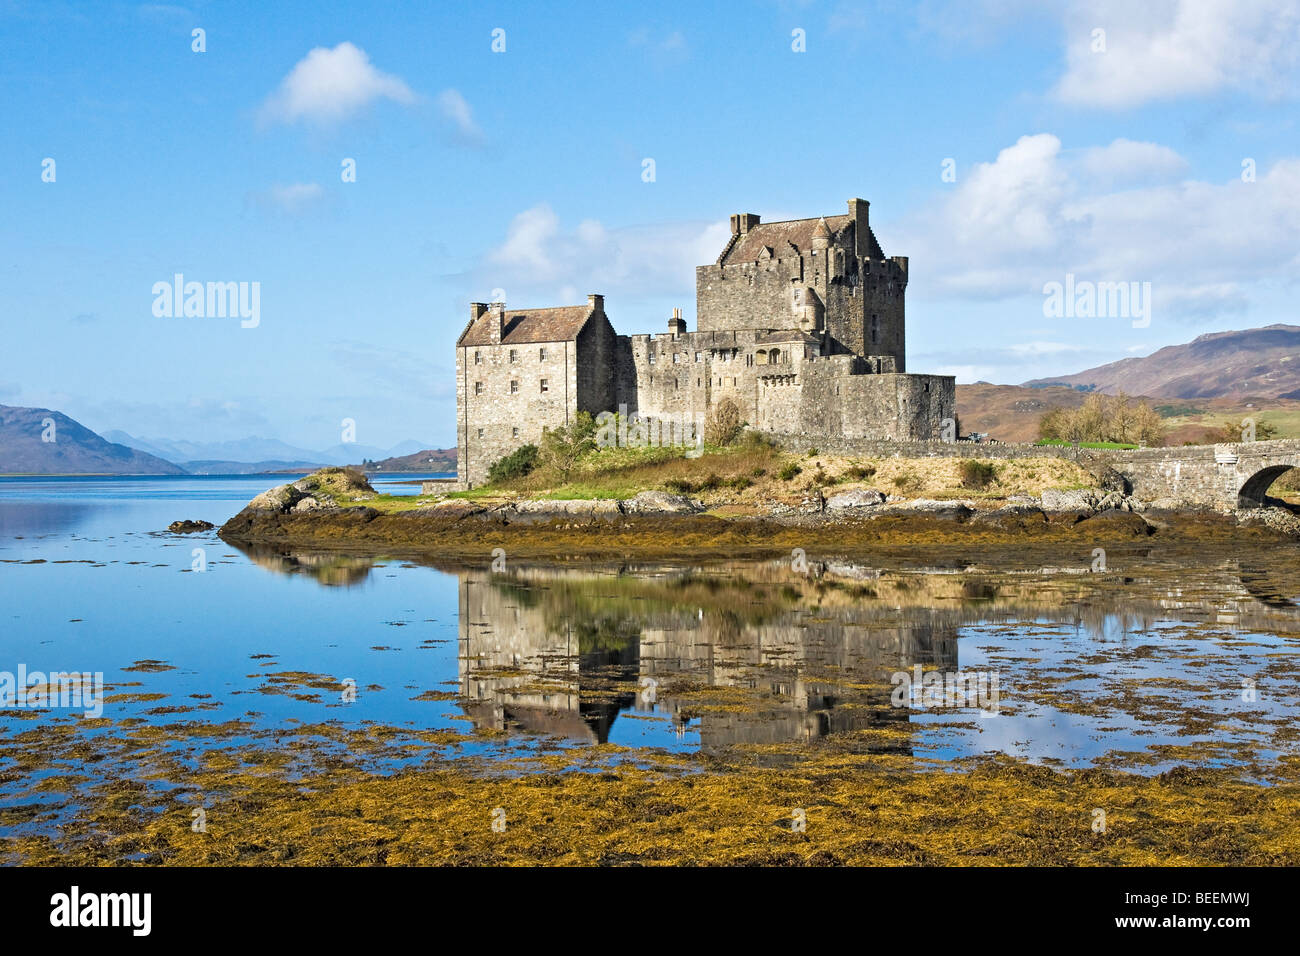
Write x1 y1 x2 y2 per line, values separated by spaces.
2 474 1299 777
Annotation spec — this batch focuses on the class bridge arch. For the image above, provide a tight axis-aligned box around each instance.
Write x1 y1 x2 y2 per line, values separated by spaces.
1238 464 1298 509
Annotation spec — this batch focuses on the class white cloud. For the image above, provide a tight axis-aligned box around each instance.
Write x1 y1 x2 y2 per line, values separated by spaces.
259 42 416 126
436 88 483 144
1054 0 1300 108
252 182 324 215
480 204 730 311
894 134 1300 322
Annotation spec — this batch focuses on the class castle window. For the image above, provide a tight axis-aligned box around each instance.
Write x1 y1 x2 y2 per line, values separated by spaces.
510 380 519 394
673 352 680 363
732 377 737 386
474 381 484 395
648 351 656 365
539 347 547 360
694 352 702 363
769 348 780 365
477 428 484 439
509 349 518 363
871 315 879 345
474 351 482 365
540 378 549 393
697 378 701 387
512 427 519 439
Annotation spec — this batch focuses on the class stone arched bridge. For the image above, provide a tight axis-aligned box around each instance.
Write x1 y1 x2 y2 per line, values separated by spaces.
1093 439 1300 512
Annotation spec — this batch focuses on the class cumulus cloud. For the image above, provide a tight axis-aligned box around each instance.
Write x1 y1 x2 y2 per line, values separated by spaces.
436 89 483 145
1054 0 1300 108
478 204 730 312
894 133 1300 322
259 42 416 126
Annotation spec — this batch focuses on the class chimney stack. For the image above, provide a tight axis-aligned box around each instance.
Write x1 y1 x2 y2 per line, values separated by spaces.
488 301 505 344
587 293 604 313
668 307 687 336
732 212 760 235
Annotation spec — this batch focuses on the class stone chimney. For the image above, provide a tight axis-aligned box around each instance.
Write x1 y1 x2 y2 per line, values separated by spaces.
848 198 869 257
668 307 687 336
488 301 505 344
587 293 604 313
729 213 760 235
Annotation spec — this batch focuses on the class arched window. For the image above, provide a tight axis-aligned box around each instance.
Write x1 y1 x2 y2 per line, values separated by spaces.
769 348 780 364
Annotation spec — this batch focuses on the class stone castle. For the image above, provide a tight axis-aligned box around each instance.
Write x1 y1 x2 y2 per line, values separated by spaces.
455 198 956 486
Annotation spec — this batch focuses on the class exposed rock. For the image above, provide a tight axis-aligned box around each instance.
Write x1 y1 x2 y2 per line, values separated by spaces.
1238 507 1300 536
291 496 337 513
971 505 1049 530
825 488 886 510
624 491 705 514
1041 488 1100 512
167 519 214 533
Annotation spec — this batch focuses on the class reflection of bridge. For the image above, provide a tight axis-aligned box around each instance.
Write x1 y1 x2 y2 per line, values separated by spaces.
1095 440 1300 511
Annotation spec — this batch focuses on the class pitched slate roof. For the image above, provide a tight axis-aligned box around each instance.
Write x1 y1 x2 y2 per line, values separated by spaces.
457 305 593 347
724 214 850 263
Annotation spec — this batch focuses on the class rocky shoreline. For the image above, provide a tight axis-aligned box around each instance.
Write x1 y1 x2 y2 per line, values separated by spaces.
217 469 1300 561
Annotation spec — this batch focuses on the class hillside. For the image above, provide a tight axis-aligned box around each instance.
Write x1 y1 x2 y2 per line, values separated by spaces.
1023 325 1300 399
0 406 186 475
356 448 457 472
956 384 1093 443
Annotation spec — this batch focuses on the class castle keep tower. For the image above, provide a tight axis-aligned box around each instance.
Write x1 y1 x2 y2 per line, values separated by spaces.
696 198 909 371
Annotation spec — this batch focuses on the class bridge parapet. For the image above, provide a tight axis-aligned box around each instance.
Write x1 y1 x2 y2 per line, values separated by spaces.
1100 439 1300 511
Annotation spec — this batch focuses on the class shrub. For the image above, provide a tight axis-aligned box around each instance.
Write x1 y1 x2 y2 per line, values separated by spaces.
891 471 920 493
539 411 596 481
487 444 539 483
806 447 819 457
704 398 743 446
778 463 803 481
663 477 696 494
960 459 997 490
727 475 753 490
845 464 876 481
750 467 767 478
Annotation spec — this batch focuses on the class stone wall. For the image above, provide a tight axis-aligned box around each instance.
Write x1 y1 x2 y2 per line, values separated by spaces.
456 335 580 485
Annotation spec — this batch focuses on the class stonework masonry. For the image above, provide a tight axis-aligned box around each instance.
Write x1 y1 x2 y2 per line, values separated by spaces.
454 197 957 486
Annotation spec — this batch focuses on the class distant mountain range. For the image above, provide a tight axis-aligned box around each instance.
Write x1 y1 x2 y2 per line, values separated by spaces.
1023 325 1300 399
0 406 185 475
100 431 431 467
1 404 447 475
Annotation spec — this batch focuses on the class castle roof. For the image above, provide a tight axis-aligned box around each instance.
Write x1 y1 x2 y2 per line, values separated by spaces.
756 330 822 346
724 214 850 263
457 305 594 347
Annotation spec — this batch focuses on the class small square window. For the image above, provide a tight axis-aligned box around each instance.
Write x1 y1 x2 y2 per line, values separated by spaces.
540 378 549 393
473 351 482 365
476 428 484 439
510 380 519 394
509 349 518 363
474 382 483 395
512 427 519 439
694 352 702 362
539 347 547 360
672 352 680 363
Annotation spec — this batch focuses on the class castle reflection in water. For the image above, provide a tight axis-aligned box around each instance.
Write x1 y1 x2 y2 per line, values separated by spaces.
456 563 962 750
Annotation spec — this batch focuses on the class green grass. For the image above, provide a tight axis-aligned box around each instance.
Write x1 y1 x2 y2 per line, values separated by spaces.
1034 439 1140 449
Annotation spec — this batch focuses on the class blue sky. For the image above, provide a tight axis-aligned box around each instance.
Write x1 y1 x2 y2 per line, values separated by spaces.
2 0 1298 450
